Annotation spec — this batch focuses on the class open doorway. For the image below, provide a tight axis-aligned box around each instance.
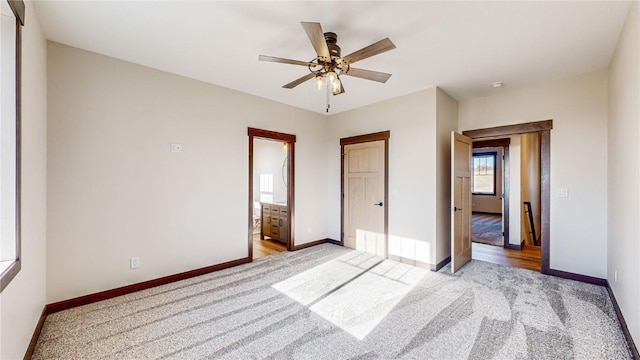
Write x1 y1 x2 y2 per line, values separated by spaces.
461 120 551 274
248 128 296 260
470 138 510 249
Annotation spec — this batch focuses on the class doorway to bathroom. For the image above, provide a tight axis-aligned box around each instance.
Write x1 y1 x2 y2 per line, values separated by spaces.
248 128 295 260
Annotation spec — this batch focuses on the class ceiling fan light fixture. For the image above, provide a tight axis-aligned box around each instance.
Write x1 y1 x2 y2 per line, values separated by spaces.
331 76 342 94
326 71 338 86
315 74 324 90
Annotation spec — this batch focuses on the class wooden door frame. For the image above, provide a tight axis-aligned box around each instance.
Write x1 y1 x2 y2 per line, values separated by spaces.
472 138 511 248
463 119 551 274
339 131 390 247
248 128 296 259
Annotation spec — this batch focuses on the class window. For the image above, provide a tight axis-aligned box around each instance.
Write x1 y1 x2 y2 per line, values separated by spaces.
259 173 273 203
0 0 24 293
472 152 497 195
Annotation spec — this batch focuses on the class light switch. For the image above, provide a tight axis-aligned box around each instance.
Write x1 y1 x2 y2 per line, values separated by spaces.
556 188 568 198
170 143 182 153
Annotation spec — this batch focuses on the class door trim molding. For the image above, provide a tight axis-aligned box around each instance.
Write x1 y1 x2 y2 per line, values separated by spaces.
248 128 296 258
472 138 511 148
540 130 550 272
502 145 510 248
463 120 552 274
463 120 552 139
340 131 390 247
340 131 390 146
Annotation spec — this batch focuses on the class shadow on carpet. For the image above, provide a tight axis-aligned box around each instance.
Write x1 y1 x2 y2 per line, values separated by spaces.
33 244 633 359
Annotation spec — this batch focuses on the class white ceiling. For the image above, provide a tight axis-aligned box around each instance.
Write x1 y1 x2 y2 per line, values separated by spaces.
33 1 631 115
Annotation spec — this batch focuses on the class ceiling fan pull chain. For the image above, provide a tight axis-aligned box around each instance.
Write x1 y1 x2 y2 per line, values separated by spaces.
326 83 330 113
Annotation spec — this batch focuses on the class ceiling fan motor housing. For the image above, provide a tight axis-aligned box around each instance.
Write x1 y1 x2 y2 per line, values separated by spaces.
324 32 341 58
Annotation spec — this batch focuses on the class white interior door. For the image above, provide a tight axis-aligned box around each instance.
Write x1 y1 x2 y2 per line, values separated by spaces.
451 132 473 272
343 140 386 257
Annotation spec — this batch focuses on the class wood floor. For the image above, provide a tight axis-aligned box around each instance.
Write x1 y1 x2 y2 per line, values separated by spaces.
252 234 287 259
472 242 542 272
251 234 540 271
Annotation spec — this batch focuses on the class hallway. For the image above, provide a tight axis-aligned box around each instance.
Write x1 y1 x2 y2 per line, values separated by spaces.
472 242 541 272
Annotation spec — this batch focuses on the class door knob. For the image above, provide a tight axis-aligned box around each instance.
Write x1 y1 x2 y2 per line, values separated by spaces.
374 202 384 207
453 207 463 212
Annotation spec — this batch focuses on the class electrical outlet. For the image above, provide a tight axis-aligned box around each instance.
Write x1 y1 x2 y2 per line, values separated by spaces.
130 257 140 269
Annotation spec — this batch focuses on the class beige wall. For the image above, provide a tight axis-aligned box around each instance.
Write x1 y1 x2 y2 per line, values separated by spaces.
471 147 503 214
608 1 639 346
327 89 438 266
459 69 609 277
508 135 522 246
0 1 48 358
46 43 328 303
435 88 458 265
520 133 541 246
326 87 457 267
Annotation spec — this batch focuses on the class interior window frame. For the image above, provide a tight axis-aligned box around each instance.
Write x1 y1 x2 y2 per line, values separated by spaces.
0 0 25 293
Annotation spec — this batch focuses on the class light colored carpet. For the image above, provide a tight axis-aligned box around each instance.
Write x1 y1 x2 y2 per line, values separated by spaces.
472 213 503 246
34 244 632 359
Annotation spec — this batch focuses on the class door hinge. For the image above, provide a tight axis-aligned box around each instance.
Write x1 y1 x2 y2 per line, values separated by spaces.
502 231 505 236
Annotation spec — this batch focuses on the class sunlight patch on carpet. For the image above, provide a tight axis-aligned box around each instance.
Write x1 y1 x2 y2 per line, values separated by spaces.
273 250 427 340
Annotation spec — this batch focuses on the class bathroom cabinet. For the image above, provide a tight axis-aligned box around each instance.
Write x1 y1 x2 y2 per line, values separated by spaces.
261 203 288 244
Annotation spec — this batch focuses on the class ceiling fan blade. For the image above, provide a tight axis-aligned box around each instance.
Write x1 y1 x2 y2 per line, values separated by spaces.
283 73 316 89
342 67 392 83
301 22 330 61
259 55 314 67
341 38 396 65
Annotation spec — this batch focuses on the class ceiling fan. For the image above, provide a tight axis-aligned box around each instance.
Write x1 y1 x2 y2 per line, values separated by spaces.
259 22 396 112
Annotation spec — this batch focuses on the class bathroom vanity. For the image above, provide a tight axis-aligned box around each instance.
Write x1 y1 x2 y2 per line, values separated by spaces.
260 202 288 244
